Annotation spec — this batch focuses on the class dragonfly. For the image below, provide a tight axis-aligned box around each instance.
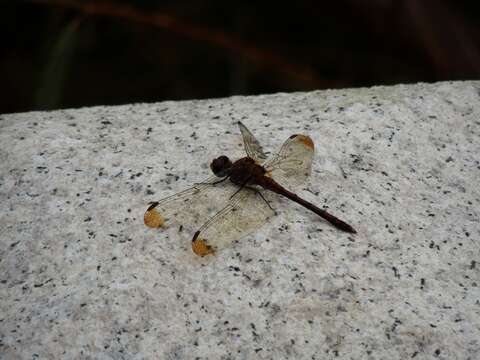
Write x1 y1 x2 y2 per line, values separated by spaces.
144 122 356 256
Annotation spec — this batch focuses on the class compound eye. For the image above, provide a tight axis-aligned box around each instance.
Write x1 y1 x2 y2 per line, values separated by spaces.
218 155 229 164
210 156 231 177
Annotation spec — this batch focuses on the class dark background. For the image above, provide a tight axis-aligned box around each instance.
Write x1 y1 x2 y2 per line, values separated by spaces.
2 0 480 114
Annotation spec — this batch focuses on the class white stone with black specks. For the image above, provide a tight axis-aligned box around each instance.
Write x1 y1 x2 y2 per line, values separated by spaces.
1 81 479 359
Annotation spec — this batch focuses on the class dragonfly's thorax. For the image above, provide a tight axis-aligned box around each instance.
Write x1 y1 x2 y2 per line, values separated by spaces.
228 156 266 186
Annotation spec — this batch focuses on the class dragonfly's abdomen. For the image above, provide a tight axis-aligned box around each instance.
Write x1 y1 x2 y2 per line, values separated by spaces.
257 176 357 234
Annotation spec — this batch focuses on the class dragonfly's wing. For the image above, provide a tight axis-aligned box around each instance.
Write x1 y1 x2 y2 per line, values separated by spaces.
238 121 268 161
262 134 314 190
191 187 275 256
144 175 236 233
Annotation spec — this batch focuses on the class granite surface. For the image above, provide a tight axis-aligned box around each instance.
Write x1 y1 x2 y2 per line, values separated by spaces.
1 81 479 359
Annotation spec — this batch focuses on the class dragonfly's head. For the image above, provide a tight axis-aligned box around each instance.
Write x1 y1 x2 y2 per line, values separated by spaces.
210 155 232 177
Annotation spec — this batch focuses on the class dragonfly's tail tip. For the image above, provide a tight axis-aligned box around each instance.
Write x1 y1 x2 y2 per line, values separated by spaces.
347 227 357 234
338 223 357 234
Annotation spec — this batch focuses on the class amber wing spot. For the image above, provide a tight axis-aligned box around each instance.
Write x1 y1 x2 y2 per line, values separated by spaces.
192 231 215 256
292 134 314 150
144 202 165 228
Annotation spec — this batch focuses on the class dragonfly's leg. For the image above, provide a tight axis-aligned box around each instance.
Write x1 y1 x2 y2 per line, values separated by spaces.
229 177 253 200
229 184 246 199
211 177 229 185
248 187 275 211
194 177 228 186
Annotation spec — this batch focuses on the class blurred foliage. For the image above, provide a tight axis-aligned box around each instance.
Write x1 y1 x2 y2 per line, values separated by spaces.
1 0 479 113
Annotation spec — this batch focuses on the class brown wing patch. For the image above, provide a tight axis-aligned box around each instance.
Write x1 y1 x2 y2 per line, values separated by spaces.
192 231 215 256
144 202 165 228
290 134 314 150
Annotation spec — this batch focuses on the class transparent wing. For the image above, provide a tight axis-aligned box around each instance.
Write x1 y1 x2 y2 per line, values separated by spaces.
262 134 314 190
238 121 268 161
144 175 237 234
191 187 275 256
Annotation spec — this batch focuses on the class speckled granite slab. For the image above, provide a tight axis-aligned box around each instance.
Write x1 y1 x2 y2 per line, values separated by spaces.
1 81 479 359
